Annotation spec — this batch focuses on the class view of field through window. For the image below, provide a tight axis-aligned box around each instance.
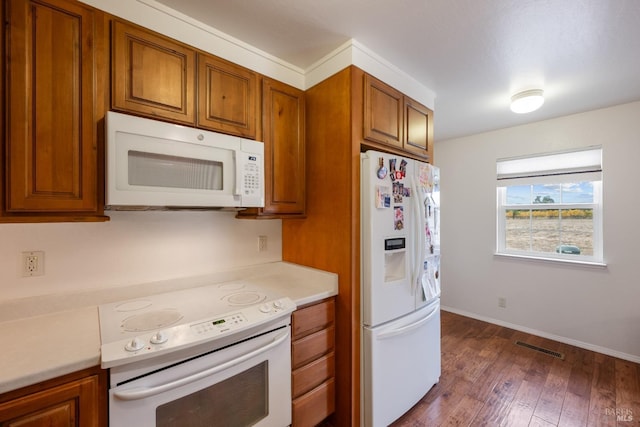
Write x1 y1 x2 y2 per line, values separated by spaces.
505 211 594 255
502 182 596 256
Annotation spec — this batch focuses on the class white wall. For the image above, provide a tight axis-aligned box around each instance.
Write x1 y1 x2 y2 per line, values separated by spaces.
0 211 281 302
435 100 640 362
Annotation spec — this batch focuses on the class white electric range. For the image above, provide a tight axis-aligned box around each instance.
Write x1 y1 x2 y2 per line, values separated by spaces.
99 280 296 427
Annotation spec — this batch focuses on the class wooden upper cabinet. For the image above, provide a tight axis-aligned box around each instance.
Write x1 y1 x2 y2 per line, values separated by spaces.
111 20 196 125
362 72 434 161
3 0 105 220
197 53 258 138
363 73 403 149
404 95 434 160
260 77 305 216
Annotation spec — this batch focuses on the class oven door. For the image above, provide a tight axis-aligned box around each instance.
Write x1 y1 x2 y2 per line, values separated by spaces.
109 326 291 427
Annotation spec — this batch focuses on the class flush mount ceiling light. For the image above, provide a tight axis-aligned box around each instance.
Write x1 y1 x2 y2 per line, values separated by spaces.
510 89 544 114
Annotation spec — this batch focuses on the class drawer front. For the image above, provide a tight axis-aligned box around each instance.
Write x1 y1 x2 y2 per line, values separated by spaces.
292 299 335 340
292 352 335 398
292 378 335 427
292 326 335 370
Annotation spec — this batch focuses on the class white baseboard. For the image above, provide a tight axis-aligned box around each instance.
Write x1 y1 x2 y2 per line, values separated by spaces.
441 305 640 364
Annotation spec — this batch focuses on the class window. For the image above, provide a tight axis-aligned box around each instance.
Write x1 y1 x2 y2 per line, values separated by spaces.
496 147 603 264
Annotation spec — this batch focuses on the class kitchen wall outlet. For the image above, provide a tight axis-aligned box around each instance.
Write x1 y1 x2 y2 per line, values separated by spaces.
498 297 507 308
22 251 45 277
258 235 268 252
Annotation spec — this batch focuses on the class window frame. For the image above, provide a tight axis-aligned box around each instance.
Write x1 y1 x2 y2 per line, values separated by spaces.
495 147 604 266
496 180 603 264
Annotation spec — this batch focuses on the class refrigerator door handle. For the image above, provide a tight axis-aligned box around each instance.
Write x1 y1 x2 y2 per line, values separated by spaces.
410 175 427 297
376 305 439 340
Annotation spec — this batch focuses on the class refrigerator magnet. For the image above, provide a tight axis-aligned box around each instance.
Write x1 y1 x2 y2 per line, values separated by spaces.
393 182 403 203
375 185 391 208
394 206 404 230
376 157 388 179
399 159 407 178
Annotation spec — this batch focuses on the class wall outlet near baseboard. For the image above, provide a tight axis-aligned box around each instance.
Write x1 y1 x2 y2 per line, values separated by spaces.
498 297 507 308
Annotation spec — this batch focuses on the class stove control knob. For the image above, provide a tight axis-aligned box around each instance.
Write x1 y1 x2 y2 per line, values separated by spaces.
273 300 285 309
125 337 145 352
150 331 168 344
259 303 272 313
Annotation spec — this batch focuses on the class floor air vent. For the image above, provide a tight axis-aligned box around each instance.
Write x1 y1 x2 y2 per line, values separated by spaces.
515 340 565 360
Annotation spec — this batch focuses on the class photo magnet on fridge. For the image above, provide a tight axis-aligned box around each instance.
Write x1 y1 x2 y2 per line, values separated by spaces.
377 157 388 179
393 182 403 203
394 206 404 230
399 159 407 178
375 185 391 208
389 158 397 181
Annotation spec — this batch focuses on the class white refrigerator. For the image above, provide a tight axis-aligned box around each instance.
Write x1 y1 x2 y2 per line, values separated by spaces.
361 150 441 427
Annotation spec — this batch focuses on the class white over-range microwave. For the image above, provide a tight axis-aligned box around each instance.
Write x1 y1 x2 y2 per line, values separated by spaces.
105 111 264 209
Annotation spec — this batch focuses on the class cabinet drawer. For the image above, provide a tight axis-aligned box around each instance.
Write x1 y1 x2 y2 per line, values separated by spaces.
292 326 335 370
292 299 335 340
292 352 335 398
292 378 335 427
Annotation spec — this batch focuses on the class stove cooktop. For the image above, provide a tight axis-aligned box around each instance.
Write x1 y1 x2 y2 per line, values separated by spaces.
98 281 296 368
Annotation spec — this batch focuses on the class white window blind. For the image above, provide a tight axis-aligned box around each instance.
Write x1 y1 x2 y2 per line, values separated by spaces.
496 146 602 180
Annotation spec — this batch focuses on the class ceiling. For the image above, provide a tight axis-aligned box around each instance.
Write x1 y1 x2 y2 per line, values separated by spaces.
153 0 640 141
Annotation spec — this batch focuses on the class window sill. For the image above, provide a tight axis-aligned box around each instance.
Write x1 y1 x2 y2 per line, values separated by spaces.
494 252 607 269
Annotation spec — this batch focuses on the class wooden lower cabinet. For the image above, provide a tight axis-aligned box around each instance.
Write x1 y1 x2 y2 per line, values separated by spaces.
0 367 107 427
291 298 335 427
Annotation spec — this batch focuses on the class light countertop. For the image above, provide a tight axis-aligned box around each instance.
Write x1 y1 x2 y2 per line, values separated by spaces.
0 261 338 394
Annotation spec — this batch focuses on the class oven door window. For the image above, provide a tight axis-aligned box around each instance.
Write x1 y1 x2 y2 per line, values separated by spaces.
156 361 268 427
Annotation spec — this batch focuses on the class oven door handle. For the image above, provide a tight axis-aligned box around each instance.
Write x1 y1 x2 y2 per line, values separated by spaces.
113 330 290 401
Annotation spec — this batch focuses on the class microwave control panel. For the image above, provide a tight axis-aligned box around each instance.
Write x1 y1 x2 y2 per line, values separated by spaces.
238 151 264 206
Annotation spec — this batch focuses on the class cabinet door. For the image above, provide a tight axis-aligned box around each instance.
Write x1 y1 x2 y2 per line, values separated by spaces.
197 53 258 138
363 74 403 148
4 0 100 215
404 96 434 160
0 375 101 426
112 20 195 125
262 78 305 215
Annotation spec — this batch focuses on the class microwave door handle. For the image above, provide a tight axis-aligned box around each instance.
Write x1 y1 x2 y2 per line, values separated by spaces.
234 152 242 196
112 331 290 401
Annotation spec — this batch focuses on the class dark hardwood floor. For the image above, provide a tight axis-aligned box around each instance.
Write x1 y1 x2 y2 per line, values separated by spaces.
391 310 640 427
